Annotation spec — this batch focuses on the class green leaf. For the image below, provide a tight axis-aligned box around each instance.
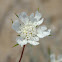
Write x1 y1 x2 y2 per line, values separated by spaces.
38 8 39 11
49 35 52 36
12 44 19 47
11 19 13 24
17 35 20 36
48 47 51 55
12 21 13 24
15 13 19 18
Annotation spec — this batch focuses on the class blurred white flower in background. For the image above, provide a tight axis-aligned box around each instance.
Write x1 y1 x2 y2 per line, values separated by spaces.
50 54 62 62
12 11 51 47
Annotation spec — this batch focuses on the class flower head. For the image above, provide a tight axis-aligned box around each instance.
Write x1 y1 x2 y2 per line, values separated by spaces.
50 54 62 62
12 11 51 47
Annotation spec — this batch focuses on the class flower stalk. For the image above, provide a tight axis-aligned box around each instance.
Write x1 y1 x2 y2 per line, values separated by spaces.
19 45 26 62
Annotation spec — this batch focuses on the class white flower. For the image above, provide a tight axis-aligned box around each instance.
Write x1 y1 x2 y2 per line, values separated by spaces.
12 11 51 47
50 54 62 62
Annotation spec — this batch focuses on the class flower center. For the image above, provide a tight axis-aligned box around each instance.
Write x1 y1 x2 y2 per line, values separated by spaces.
20 25 36 40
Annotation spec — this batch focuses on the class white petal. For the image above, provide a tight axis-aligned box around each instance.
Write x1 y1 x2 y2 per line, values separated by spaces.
35 11 42 21
19 12 29 24
33 18 44 26
50 54 55 62
12 20 21 33
31 37 39 41
37 26 47 34
43 29 51 36
28 40 39 45
37 26 51 38
38 29 51 38
38 18 44 25
30 13 37 22
30 13 34 19
16 37 27 47
41 25 47 31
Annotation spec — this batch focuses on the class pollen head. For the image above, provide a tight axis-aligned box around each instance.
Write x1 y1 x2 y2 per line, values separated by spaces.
20 24 37 40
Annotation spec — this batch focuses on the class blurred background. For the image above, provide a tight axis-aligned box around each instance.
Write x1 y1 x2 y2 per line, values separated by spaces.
0 0 62 62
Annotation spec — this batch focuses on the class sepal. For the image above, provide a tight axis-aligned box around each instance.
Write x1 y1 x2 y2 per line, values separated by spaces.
12 44 19 47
